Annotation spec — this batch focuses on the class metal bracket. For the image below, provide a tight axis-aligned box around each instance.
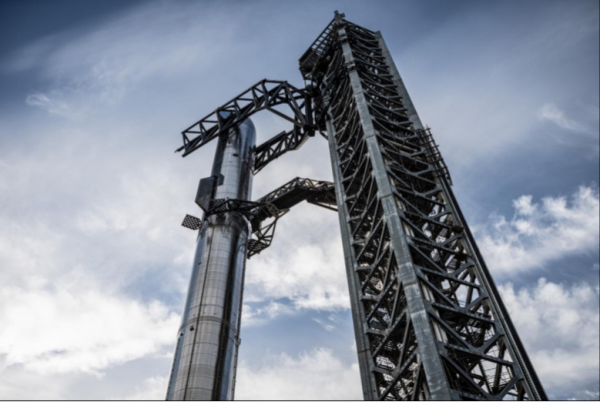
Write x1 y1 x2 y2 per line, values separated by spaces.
195 174 224 212
206 198 265 218
181 214 202 231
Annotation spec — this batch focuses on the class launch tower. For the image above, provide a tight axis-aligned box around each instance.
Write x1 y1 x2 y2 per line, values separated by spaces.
167 12 547 401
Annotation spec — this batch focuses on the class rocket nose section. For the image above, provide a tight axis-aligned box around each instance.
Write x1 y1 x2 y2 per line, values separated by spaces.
240 117 255 130
238 118 256 146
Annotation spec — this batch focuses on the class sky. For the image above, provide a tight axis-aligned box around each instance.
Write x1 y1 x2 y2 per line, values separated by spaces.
0 0 598 400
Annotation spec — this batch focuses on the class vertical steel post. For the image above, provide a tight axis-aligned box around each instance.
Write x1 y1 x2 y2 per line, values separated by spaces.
167 120 256 401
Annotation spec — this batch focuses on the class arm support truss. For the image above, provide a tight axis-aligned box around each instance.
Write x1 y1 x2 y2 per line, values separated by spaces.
181 177 336 258
253 177 337 219
248 177 337 257
176 79 316 158
253 127 313 174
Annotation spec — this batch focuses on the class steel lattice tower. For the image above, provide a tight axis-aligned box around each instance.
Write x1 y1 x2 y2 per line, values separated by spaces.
169 12 547 401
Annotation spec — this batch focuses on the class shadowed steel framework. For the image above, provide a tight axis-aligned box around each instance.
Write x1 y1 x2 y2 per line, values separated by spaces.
167 12 547 401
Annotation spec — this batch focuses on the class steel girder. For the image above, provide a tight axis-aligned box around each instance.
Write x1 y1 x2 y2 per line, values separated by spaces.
253 127 313 174
306 12 547 401
176 79 315 159
181 177 336 258
253 176 337 216
247 177 336 257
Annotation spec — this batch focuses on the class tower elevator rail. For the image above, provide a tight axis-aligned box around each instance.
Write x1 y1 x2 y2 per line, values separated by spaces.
417 127 453 186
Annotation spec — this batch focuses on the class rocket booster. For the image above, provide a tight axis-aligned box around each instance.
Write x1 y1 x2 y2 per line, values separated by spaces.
167 120 256 400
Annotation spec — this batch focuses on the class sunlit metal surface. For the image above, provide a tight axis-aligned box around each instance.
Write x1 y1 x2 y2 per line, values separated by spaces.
166 120 255 400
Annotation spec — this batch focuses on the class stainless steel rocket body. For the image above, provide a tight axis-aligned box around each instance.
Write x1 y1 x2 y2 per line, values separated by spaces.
167 120 256 400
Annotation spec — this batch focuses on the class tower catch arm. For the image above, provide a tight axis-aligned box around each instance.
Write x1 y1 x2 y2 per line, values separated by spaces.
176 79 316 158
181 177 336 257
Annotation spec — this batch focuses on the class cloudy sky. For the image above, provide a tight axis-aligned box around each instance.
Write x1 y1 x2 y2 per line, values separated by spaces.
0 0 598 400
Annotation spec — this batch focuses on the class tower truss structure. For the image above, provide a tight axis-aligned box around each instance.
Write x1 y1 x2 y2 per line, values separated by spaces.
170 11 547 401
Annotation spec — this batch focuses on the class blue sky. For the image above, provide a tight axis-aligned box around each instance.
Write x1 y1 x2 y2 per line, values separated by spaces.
0 0 598 400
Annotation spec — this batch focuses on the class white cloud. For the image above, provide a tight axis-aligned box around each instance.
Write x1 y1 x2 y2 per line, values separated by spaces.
313 318 336 332
513 195 537 216
0 358 71 399
15 2 244 118
538 103 589 132
116 375 169 400
236 348 362 400
0 278 179 376
404 3 600 169
578 390 600 400
476 186 599 274
500 279 599 395
0 114 197 289
243 155 352 312
0 121 191 382
25 92 79 118
241 302 296 327
246 232 350 311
